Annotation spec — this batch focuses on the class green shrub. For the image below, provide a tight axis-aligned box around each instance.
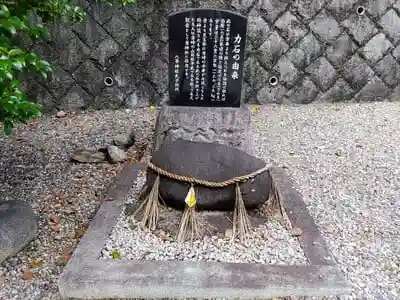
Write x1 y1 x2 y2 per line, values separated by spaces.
0 0 136 135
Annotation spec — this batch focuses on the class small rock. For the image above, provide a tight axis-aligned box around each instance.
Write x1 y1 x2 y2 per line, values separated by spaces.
0 200 38 264
225 229 233 238
107 145 127 163
291 227 303 237
113 133 135 149
71 149 107 163
56 111 66 118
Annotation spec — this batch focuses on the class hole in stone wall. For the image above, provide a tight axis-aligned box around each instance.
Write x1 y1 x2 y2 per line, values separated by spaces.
356 6 365 15
104 77 114 87
269 76 278 86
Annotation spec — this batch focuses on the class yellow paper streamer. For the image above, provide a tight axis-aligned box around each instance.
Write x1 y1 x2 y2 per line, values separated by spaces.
184 186 196 208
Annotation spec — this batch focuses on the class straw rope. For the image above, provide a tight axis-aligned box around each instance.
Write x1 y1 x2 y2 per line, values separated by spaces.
147 162 268 187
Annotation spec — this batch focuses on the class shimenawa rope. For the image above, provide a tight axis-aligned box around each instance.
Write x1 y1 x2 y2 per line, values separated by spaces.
133 161 269 243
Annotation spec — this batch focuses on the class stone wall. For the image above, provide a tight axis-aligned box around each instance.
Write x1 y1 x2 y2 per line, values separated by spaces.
26 0 400 111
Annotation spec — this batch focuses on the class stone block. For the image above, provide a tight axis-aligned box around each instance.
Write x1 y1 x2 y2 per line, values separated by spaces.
326 32 358 67
284 77 319 104
153 105 253 155
275 11 308 46
326 0 359 22
244 57 270 90
90 38 122 70
273 55 303 88
306 57 337 91
72 15 110 49
124 80 160 107
42 64 75 100
25 82 57 113
354 76 390 102
286 33 322 68
395 0 400 14
257 83 287 104
379 9 400 44
309 10 342 44
373 54 400 87
291 0 327 21
103 13 141 49
316 79 354 102
392 44 400 60
360 33 393 64
124 33 153 66
109 58 138 94
72 60 107 97
247 13 270 49
94 86 127 109
52 30 91 73
365 0 396 19
145 55 168 94
342 14 378 45
86 1 121 25
58 85 92 109
256 31 289 69
259 0 290 24
342 54 375 91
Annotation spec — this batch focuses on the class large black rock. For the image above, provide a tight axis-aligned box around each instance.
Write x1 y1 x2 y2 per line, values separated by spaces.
146 139 271 211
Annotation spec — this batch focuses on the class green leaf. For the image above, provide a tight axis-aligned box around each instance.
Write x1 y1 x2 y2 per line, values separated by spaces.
111 250 121 259
5 71 13 80
12 61 23 70
8 48 24 57
0 5 9 17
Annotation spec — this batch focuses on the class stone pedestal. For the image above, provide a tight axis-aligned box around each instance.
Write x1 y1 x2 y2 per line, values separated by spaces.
153 105 253 154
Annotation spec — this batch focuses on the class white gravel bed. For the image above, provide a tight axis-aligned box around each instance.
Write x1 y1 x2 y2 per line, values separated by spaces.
1 102 399 300
101 175 308 265
252 103 400 300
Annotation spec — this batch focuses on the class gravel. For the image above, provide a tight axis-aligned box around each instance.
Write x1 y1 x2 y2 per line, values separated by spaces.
1 102 400 300
0 108 155 300
101 175 308 265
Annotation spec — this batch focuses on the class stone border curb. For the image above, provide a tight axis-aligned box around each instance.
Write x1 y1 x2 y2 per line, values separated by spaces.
58 164 350 299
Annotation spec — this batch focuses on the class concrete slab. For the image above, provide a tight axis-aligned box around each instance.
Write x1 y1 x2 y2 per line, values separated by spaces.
58 164 350 299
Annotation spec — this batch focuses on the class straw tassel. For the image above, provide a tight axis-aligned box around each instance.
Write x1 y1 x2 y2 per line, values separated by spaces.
232 182 252 242
176 184 202 243
133 174 161 230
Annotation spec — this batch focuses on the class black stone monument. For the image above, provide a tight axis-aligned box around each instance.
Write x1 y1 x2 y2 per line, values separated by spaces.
168 9 248 108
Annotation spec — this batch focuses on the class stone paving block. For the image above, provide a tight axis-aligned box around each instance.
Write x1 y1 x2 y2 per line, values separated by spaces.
256 31 289 69
94 85 127 109
379 9 400 44
259 0 290 24
124 33 153 66
284 77 319 104
316 79 354 102
58 85 92 109
291 0 327 21
361 33 393 64
275 11 308 46
90 38 122 70
373 54 400 87
55 31 91 73
342 13 378 45
306 57 337 91
326 32 358 67
309 10 342 44
72 60 107 97
248 13 271 49
72 15 110 49
42 64 75 100
273 55 303 88
257 83 287 104
286 33 322 68
354 76 390 102
326 0 359 22
103 12 141 49
395 0 400 14
25 81 57 113
365 0 396 20
392 44 400 60
342 54 375 91
86 1 121 25
244 56 270 89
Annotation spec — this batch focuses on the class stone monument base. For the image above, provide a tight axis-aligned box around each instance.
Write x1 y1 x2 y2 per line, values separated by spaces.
153 105 253 154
